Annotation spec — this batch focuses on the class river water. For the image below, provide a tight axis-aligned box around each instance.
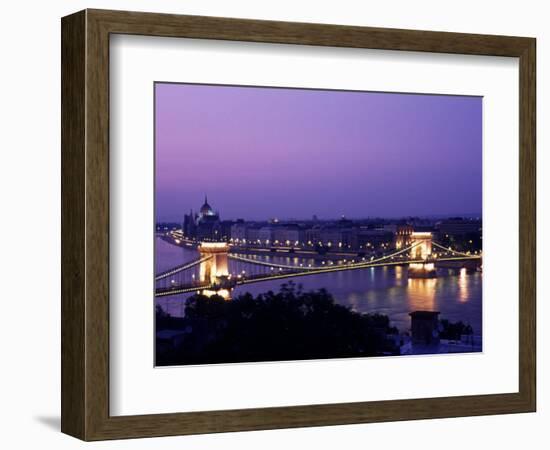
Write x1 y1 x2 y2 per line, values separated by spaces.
155 237 482 335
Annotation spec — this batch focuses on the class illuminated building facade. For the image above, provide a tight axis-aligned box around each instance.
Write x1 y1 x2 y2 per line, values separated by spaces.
182 195 222 241
394 225 414 250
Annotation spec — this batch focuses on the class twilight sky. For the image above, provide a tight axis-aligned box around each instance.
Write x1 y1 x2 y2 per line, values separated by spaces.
155 83 482 222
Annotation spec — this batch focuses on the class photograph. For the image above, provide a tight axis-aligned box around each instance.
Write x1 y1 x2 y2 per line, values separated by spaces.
154 82 483 366
0 0 541 445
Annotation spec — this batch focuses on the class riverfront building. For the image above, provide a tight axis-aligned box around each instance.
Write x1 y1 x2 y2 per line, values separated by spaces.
180 197 481 255
437 218 482 237
183 196 223 241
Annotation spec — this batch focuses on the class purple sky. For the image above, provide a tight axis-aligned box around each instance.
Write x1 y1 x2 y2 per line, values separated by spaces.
155 83 482 222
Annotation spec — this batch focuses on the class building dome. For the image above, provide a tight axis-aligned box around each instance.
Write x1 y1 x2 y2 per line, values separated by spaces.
200 195 215 216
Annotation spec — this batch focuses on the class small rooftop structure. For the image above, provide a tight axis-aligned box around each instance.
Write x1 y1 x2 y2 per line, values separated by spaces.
409 310 440 345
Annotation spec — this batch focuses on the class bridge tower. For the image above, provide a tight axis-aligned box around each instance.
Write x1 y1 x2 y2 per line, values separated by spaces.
198 242 232 299
408 232 436 278
410 232 433 259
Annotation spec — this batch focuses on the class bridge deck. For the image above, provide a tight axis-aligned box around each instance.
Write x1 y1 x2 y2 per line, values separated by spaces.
155 254 481 297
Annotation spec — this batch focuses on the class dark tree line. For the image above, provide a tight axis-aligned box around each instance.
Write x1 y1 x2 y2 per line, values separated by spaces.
439 319 473 340
156 283 399 366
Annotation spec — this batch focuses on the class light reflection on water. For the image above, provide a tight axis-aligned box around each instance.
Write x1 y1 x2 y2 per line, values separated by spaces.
155 238 482 335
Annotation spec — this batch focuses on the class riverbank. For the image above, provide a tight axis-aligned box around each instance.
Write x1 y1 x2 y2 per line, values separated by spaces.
155 236 483 337
157 233 373 262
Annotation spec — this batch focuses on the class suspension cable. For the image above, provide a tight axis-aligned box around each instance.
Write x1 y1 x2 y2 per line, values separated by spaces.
432 241 481 258
155 255 212 281
229 242 422 271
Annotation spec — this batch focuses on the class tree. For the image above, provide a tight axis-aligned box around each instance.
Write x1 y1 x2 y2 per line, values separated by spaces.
156 282 399 366
439 319 473 340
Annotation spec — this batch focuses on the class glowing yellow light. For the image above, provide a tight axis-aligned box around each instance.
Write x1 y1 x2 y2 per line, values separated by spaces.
199 242 229 250
411 232 432 237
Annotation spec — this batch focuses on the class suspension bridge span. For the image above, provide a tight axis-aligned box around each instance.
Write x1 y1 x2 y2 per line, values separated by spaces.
155 236 482 298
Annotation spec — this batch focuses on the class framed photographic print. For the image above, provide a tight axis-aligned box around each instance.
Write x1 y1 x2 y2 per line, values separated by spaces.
61 9 536 440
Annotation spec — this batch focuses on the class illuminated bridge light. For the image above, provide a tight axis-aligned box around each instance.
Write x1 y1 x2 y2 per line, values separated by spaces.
155 240 480 298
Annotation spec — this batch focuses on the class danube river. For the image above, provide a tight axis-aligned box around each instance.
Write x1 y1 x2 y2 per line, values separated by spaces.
155 237 482 336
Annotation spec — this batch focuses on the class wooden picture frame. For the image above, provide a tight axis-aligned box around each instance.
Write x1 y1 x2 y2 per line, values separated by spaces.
61 8 536 441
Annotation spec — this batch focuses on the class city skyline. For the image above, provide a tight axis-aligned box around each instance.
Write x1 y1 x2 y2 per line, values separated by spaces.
161 194 481 223
155 83 484 364
155 83 482 222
